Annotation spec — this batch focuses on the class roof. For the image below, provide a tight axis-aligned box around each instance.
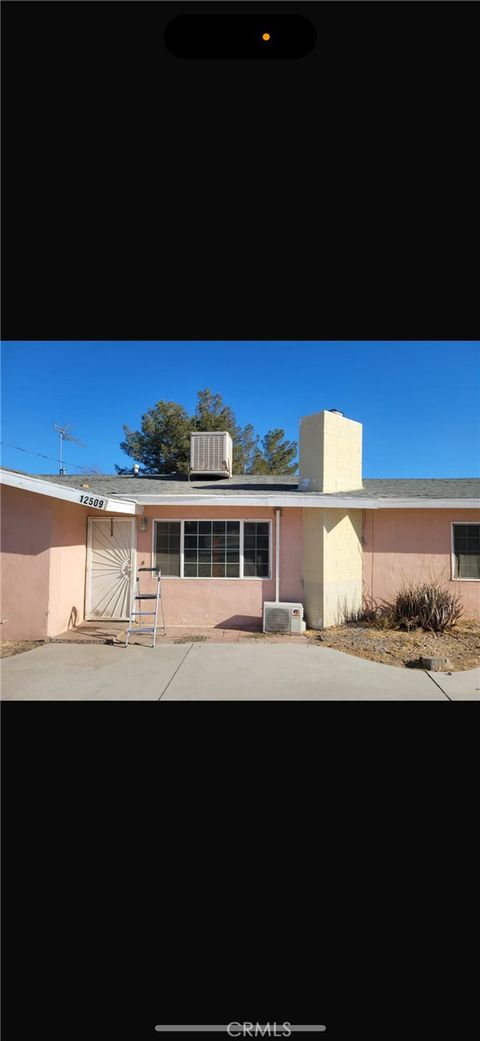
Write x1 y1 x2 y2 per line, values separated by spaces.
35 474 480 500
37 473 302 495
2 468 478 509
361 478 479 499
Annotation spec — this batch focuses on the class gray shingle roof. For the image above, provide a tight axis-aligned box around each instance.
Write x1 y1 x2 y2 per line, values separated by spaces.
36 474 480 499
363 479 480 499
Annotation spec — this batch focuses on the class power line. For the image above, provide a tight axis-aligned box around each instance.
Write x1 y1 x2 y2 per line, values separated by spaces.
0 441 87 472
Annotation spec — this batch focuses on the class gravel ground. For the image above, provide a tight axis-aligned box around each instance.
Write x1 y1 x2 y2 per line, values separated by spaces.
306 619 480 671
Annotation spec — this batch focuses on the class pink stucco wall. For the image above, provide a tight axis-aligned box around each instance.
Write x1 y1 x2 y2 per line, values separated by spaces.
1 487 89 640
362 509 480 616
1 494 305 638
47 499 88 636
1 486 52 640
4 485 477 641
135 506 304 627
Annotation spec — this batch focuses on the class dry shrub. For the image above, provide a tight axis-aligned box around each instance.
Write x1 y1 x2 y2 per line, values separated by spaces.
341 594 393 626
390 580 463 634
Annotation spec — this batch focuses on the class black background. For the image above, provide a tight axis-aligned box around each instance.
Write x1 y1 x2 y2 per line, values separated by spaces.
1 2 478 1039
164 14 318 59
2 0 478 340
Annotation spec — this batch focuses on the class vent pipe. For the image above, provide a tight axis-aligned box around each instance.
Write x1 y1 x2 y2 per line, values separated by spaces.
275 509 281 602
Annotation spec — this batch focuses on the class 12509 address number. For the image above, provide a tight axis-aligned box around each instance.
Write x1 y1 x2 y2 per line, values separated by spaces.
79 495 107 509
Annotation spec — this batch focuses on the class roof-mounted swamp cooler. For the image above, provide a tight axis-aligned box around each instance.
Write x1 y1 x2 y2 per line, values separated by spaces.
190 432 233 479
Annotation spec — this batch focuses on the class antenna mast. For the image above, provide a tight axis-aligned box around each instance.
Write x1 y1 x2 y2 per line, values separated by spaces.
53 424 86 474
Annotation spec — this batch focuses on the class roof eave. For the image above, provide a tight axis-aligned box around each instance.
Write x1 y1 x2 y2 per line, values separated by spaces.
129 493 479 509
375 498 480 509
0 469 144 515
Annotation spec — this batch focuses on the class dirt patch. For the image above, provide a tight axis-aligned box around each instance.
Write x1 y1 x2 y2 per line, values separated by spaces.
306 619 480 671
173 634 207 644
0 640 46 659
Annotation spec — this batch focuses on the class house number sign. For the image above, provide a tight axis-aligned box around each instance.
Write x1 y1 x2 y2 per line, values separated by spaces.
78 494 108 509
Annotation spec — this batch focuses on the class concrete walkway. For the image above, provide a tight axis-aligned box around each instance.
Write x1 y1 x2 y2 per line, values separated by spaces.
2 641 479 700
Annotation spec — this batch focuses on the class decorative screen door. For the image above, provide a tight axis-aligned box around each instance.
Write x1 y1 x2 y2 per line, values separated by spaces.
86 518 136 620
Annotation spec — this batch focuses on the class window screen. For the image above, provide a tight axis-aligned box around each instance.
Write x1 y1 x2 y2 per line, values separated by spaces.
155 521 181 577
243 522 270 577
453 524 480 579
184 520 240 578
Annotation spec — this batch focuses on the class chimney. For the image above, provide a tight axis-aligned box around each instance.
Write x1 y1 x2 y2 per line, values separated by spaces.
299 409 363 492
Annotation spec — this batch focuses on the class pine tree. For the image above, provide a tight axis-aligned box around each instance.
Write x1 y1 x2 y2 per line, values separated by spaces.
237 424 260 474
250 429 298 475
192 388 246 472
117 393 298 476
118 401 191 474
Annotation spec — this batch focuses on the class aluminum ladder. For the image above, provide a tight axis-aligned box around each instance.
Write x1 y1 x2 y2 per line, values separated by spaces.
125 567 165 648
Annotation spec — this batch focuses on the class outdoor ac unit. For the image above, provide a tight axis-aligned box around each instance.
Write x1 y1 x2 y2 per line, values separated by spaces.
190 431 233 478
263 602 306 635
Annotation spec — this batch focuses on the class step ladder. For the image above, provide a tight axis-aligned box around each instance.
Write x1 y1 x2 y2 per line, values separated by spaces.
125 567 166 648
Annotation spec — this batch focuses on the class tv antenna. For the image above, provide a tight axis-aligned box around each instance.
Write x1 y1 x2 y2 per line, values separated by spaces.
53 423 86 474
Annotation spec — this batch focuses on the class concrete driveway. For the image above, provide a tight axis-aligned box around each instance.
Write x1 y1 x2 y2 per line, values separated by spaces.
2 641 479 700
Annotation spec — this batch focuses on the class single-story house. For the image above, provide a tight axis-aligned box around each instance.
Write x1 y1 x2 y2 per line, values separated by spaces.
1 410 479 641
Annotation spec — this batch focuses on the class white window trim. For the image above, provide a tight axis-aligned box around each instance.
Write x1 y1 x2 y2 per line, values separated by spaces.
451 521 480 581
151 518 273 580
240 519 245 579
180 519 185 578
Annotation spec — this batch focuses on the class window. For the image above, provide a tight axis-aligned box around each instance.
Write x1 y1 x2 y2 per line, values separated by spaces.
155 521 181 576
153 520 271 578
184 520 240 578
452 523 480 580
243 521 270 577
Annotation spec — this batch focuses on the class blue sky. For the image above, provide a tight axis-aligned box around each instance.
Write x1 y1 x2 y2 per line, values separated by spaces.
1 342 479 477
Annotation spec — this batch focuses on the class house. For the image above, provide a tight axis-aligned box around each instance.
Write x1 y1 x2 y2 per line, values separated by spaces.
1 410 479 641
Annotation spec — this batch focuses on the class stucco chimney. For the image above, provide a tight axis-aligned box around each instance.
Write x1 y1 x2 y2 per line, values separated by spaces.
299 409 363 492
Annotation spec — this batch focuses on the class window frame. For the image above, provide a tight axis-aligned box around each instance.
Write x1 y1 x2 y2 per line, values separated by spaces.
153 518 182 579
152 518 272 579
451 521 480 582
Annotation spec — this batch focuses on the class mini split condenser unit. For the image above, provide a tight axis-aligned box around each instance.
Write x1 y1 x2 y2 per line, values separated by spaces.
190 431 233 478
263 602 306 635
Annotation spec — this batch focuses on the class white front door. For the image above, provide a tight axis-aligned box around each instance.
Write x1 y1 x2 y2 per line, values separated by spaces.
86 518 136 620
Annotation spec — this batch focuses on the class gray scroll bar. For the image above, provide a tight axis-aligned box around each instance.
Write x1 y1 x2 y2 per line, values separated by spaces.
154 1029 326 1034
